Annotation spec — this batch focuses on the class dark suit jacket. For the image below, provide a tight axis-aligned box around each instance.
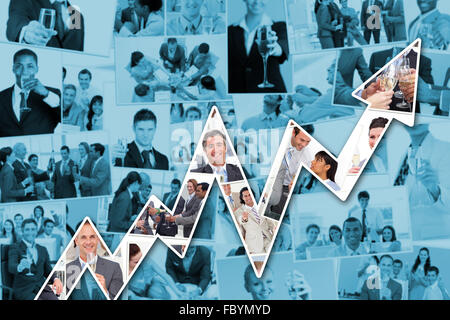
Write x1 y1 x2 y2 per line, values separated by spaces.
159 43 186 73
191 163 243 182
361 0 383 31
80 157 111 196
115 141 169 170
52 159 76 199
165 246 212 293
163 191 178 210
66 256 124 300
0 86 61 137
8 240 55 300
121 7 134 24
316 3 335 38
228 22 289 93
6 0 85 51
338 48 372 87
108 190 133 233
369 48 433 112
12 160 49 201
360 277 402 300
131 207 154 235
79 156 94 197
0 164 25 203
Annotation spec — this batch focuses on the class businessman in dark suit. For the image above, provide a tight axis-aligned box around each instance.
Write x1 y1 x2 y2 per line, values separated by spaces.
165 245 212 298
76 143 111 196
0 147 34 203
361 0 383 44
12 143 50 202
66 221 123 300
369 46 433 112
228 18 289 93
338 48 372 88
191 129 243 182
159 38 186 73
0 48 61 137
6 0 85 51
163 179 181 210
113 109 169 170
52 145 76 199
360 255 402 300
8 219 63 300
382 0 406 42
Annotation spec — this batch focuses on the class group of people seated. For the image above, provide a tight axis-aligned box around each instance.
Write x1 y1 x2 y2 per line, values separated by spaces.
347 247 449 300
127 39 223 102
0 141 111 203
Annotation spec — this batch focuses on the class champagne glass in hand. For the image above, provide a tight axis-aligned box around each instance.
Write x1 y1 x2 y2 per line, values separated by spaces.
39 8 56 39
256 25 275 89
396 58 412 110
25 248 35 276
379 63 398 92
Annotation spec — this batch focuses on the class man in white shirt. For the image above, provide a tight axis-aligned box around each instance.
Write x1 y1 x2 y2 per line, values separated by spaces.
329 217 369 257
0 48 61 137
235 187 276 254
423 266 450 300
348 191 384 242
75 69 101 112
167 0 226 35
408 0 450 50
66 221 123 300
265 125 314 220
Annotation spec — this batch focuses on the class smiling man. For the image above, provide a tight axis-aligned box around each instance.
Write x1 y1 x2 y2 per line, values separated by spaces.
66 221 123 300
0 48 61 137
329 217 368 257
191 129 243 182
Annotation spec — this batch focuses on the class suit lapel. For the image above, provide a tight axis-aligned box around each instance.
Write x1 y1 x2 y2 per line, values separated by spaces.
130 142 144 167
233 27 249 65
3 86 21 127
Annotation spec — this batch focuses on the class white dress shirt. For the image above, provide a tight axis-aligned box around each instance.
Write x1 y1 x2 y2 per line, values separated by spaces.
283 145 313 186
135 142 156 168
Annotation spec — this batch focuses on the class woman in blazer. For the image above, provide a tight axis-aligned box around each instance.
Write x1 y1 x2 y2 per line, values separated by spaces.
315 0 343 49
228 0 289 93
107 171 142 233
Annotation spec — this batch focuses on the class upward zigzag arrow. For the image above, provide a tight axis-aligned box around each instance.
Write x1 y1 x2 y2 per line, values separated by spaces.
36 40 421 300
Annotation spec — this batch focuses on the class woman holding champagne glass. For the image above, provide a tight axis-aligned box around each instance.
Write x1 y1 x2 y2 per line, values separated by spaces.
228 0 289 93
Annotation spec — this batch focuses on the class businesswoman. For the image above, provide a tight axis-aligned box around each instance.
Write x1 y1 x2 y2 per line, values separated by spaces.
409 247 431 300
0 219 17 244
0 147 33 203
107 171 142 233
381 225 401 252
228 0 289 93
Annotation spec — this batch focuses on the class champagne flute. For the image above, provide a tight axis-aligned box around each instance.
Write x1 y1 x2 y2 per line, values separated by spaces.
39 8 56 39
25 248 35 276
419 24 434 49
396 58 412 110
256 25 275 89
203 16 213 34
379 63 398 92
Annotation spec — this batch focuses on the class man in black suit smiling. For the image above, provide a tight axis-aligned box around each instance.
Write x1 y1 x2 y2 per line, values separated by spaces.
191 129 243 182
114 108 169 170
0 48 61 137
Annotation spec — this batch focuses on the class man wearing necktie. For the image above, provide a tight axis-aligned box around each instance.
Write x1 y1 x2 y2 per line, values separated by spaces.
66 221 124 300
113 109 169 170
8 219 63 300
329 217 368 257
191 129 244 182
234 187 276 254
51 145 77 199
408 0 450 50
265 126 313 220
6 0 85 51
163 178 182 210
348 191 383 242
393 122 450 240
0 48 61 137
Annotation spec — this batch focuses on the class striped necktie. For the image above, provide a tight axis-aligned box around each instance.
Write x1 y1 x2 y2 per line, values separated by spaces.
251 207 261 224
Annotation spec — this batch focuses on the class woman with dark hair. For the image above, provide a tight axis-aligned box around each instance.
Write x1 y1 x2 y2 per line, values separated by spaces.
228 0 289 93
176 75 223 101
33 205 45 234
107 171 142 233
170 103 185 124
310 151 340 191
0 147 34 203
409 247 431 300
86 95 103 131
349 117 389 174
0 219 17 244
381 225 401 252
328 225 342 246
128 243 142 276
